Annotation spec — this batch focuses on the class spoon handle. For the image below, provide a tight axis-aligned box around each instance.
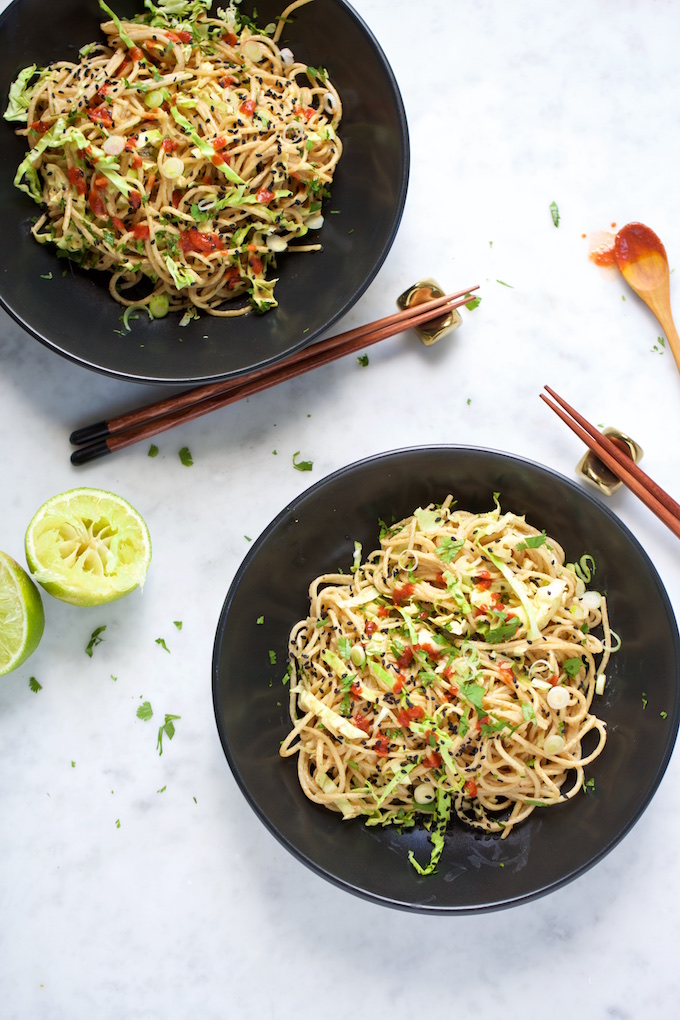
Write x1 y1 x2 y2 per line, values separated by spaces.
651 300 680 374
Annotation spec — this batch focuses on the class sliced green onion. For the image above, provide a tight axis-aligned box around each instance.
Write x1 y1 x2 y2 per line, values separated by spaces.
544 734 565 755
149 293 170 318
145 90 165 109
243 40 264 63
160 156 184 180
350 645 366 668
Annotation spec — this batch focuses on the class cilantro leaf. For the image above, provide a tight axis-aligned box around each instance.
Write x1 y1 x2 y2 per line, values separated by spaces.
28 676 42 693
292 450 313 472
137 701 153 721
157 713 181 755
179 446 193 466
485 613 522 643
563 657 583 677
516 531 548 550
85 625 106 657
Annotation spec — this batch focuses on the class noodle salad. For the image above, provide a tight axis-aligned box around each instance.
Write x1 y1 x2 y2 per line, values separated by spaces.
4 0 342 319
280 496 617 875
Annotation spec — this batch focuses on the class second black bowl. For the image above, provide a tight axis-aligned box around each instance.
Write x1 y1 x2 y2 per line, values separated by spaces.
0 0 409 384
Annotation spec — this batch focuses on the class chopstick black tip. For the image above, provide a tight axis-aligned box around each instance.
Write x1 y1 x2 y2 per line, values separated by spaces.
70 420 110 446
70 440 112 466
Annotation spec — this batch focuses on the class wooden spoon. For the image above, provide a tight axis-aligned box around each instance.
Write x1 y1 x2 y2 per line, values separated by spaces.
614 222 680 373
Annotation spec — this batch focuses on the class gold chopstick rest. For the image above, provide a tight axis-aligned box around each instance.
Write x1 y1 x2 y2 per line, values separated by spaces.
576 427 644 495
397 279 463 345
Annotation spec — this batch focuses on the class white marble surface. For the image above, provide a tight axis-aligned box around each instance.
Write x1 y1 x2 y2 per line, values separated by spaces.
2 0 680 1016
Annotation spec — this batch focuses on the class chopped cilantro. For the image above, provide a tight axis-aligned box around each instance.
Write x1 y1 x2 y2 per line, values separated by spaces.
268 649 277 665
155 637 170 653
137 701 153 721
550 201 560 227
357 353 369 367
173 620 182 630
28 676 42 693
292 450 313 472
85 625 106 657
563 657 583 677
464 293 481 311
256 616 264 624
516 531 548 550
157 713 180 755
179 446 193 466
148 444 159 457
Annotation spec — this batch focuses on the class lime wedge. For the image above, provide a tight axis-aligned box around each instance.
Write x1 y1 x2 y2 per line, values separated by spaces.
25 487 151 606
0 550 45 675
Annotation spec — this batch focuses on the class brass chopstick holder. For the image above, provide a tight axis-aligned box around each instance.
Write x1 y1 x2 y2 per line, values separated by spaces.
397 279 463 345
576 427 644 495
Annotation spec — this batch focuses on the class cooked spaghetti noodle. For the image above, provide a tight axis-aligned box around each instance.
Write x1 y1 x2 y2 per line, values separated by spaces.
280 496 615 873
5 0 342 318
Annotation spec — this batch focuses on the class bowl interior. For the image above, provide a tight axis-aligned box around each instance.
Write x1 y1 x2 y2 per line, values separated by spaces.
212 446 680 912
0 0 409 383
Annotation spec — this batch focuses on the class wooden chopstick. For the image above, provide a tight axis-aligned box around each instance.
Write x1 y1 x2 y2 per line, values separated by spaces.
541 385 680 539
70 286 478 464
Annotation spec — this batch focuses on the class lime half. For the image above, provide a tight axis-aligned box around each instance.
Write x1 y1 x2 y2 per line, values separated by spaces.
25 488 151 607
0 550 45 675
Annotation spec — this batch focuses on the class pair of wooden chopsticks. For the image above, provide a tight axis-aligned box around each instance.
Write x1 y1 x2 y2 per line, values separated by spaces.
70 286 478 465
541 385 680 540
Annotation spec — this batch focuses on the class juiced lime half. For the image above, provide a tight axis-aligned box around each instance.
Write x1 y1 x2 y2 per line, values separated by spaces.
25 488 151 607
0 550 45 675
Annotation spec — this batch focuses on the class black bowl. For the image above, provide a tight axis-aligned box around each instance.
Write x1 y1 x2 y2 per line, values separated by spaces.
212 446 680 913
0 0 408 384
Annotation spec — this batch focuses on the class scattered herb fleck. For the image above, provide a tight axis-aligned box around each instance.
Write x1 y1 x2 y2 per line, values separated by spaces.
155 637 170 653
85 625 106 657
40 272 53 280
179 446 193 466
173 620 182 630
28 676 42 693
148 444 159 457
268 649 277 665
496 279 513 288
157 714 181 755
257 615 265 624
464 293 481 311
292 450 313 472
357 353 369 367
642 691 648 709
157 785 167 793
582 777 595 794
137 701 153 721
550 201 560 227
517 531 548 550
115 819 121 828
661 710 668 719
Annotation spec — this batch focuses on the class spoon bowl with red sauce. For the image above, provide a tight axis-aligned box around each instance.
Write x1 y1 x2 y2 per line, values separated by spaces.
613 222 680 374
